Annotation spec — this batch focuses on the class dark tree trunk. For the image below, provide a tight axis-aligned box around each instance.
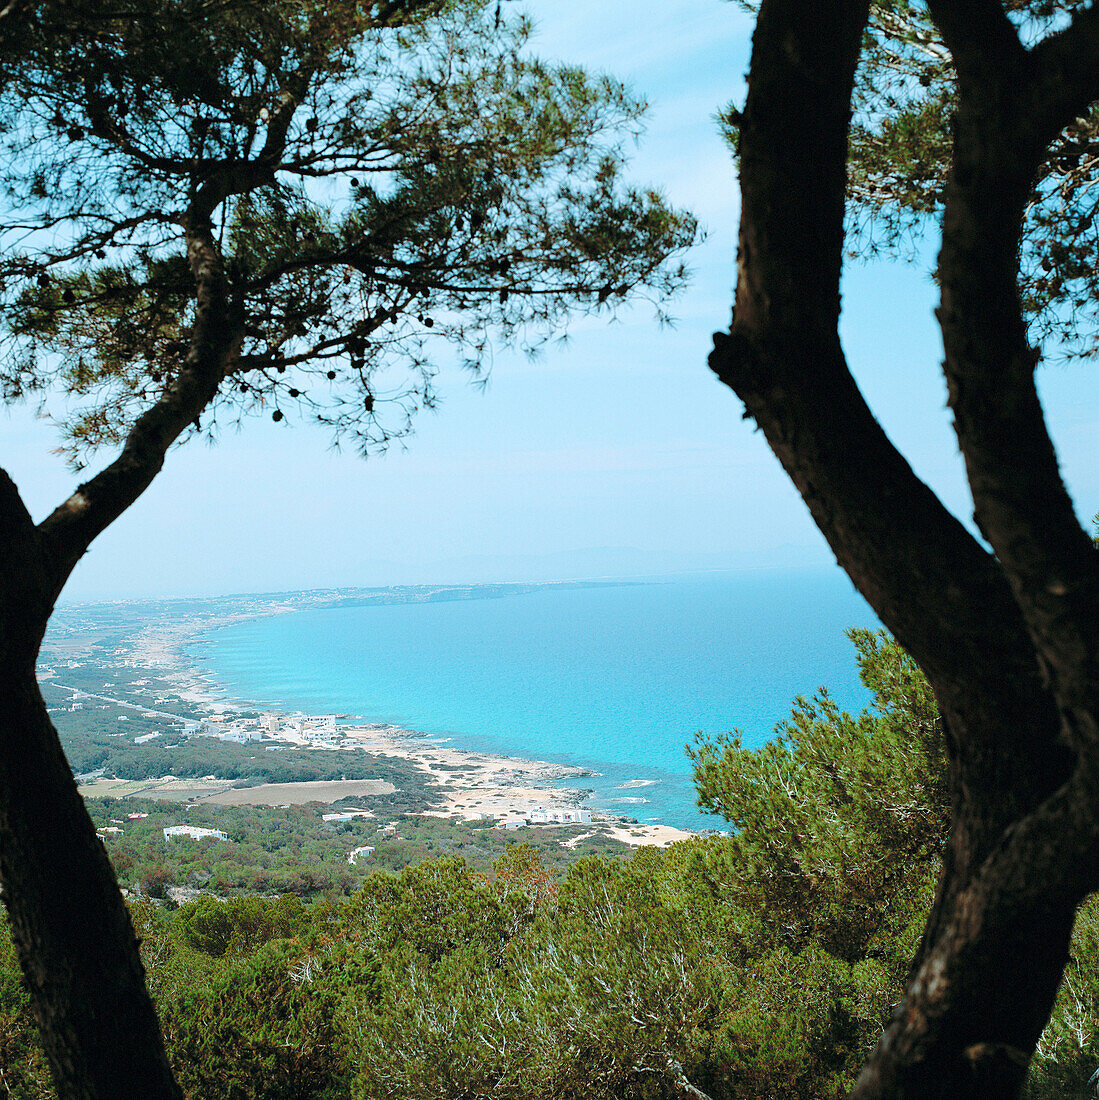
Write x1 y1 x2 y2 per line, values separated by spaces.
0 215 240 1096
0 520 181 1098
0 670 182 1099
710 0 1099 1095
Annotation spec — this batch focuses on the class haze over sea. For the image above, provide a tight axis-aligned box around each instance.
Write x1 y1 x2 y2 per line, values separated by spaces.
192 569 880 831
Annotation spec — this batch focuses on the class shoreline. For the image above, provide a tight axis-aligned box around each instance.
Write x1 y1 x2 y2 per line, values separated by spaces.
86 592 697 849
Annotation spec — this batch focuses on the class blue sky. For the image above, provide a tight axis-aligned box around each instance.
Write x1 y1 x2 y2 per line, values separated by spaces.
3 0 1098 600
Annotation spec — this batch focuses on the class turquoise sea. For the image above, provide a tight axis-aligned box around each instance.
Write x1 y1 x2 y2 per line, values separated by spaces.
189 570 880 831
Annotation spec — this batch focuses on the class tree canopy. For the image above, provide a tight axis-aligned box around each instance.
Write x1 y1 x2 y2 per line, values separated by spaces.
722 0 1099 358
0 3 696 1095
710 0 1099 1094
0 0 695 461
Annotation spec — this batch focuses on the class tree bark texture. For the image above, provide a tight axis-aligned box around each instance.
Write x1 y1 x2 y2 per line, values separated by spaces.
0 677 182 1098
0 214 241 1095
0 485 181 1098
709 1 1099 1096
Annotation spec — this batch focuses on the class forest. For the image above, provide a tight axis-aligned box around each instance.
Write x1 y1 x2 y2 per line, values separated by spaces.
84 799 632 898
0 633 1093 1098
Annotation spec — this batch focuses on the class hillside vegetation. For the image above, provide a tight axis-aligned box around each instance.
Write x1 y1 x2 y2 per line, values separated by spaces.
0 632 1090 1096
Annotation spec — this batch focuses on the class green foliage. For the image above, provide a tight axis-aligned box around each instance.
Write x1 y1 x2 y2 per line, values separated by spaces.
687 629 949 1094
690 629 947 963
87 796 631 900
722 0 1099 357
343 846 726 1100
163 939 351 1100
0 0 696 461
0 920 52 1098
344 855 527 964
176 894 308 958
1024 895 1099 1096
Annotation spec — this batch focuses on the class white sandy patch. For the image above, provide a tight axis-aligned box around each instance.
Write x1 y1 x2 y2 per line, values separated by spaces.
79 777 236 800
601 823 696 848
198 779 395 805
341 728 591 822
425 784 582 821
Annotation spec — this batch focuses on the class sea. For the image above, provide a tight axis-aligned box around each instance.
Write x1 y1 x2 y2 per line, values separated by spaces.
189 569 881 831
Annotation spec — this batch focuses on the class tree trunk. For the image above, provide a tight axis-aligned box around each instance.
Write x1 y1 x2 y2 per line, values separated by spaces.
710 0 1099 1095
0 512 180 1098
0 212 239 1097
0 670 181 1099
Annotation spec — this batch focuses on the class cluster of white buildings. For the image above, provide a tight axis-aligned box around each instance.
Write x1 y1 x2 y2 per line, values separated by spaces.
186 712 341 746
274 714 340 745
194 718 263 743
163 825 229 842
495 806 593 830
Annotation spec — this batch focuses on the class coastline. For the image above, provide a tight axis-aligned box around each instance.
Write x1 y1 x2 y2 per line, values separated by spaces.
80 590 696 849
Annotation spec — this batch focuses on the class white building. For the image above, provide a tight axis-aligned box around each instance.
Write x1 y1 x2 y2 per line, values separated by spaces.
347 846 375 865
322 809 373 822
219 730 263 744
549 808 592 824
495 807 593 829
163 825 228 841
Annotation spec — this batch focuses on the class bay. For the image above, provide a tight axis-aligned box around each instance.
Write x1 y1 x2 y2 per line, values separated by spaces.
190 569 880 830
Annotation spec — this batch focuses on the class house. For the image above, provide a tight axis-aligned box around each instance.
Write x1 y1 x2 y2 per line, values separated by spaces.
219 730 262 744
163 825 228 842
322 809 373 822
347 846 375 865
549 808 592 824
495 807 593 829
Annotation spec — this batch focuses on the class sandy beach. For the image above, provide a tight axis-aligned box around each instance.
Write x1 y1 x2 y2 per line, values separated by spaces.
335 729 694 846
110 601 697 849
